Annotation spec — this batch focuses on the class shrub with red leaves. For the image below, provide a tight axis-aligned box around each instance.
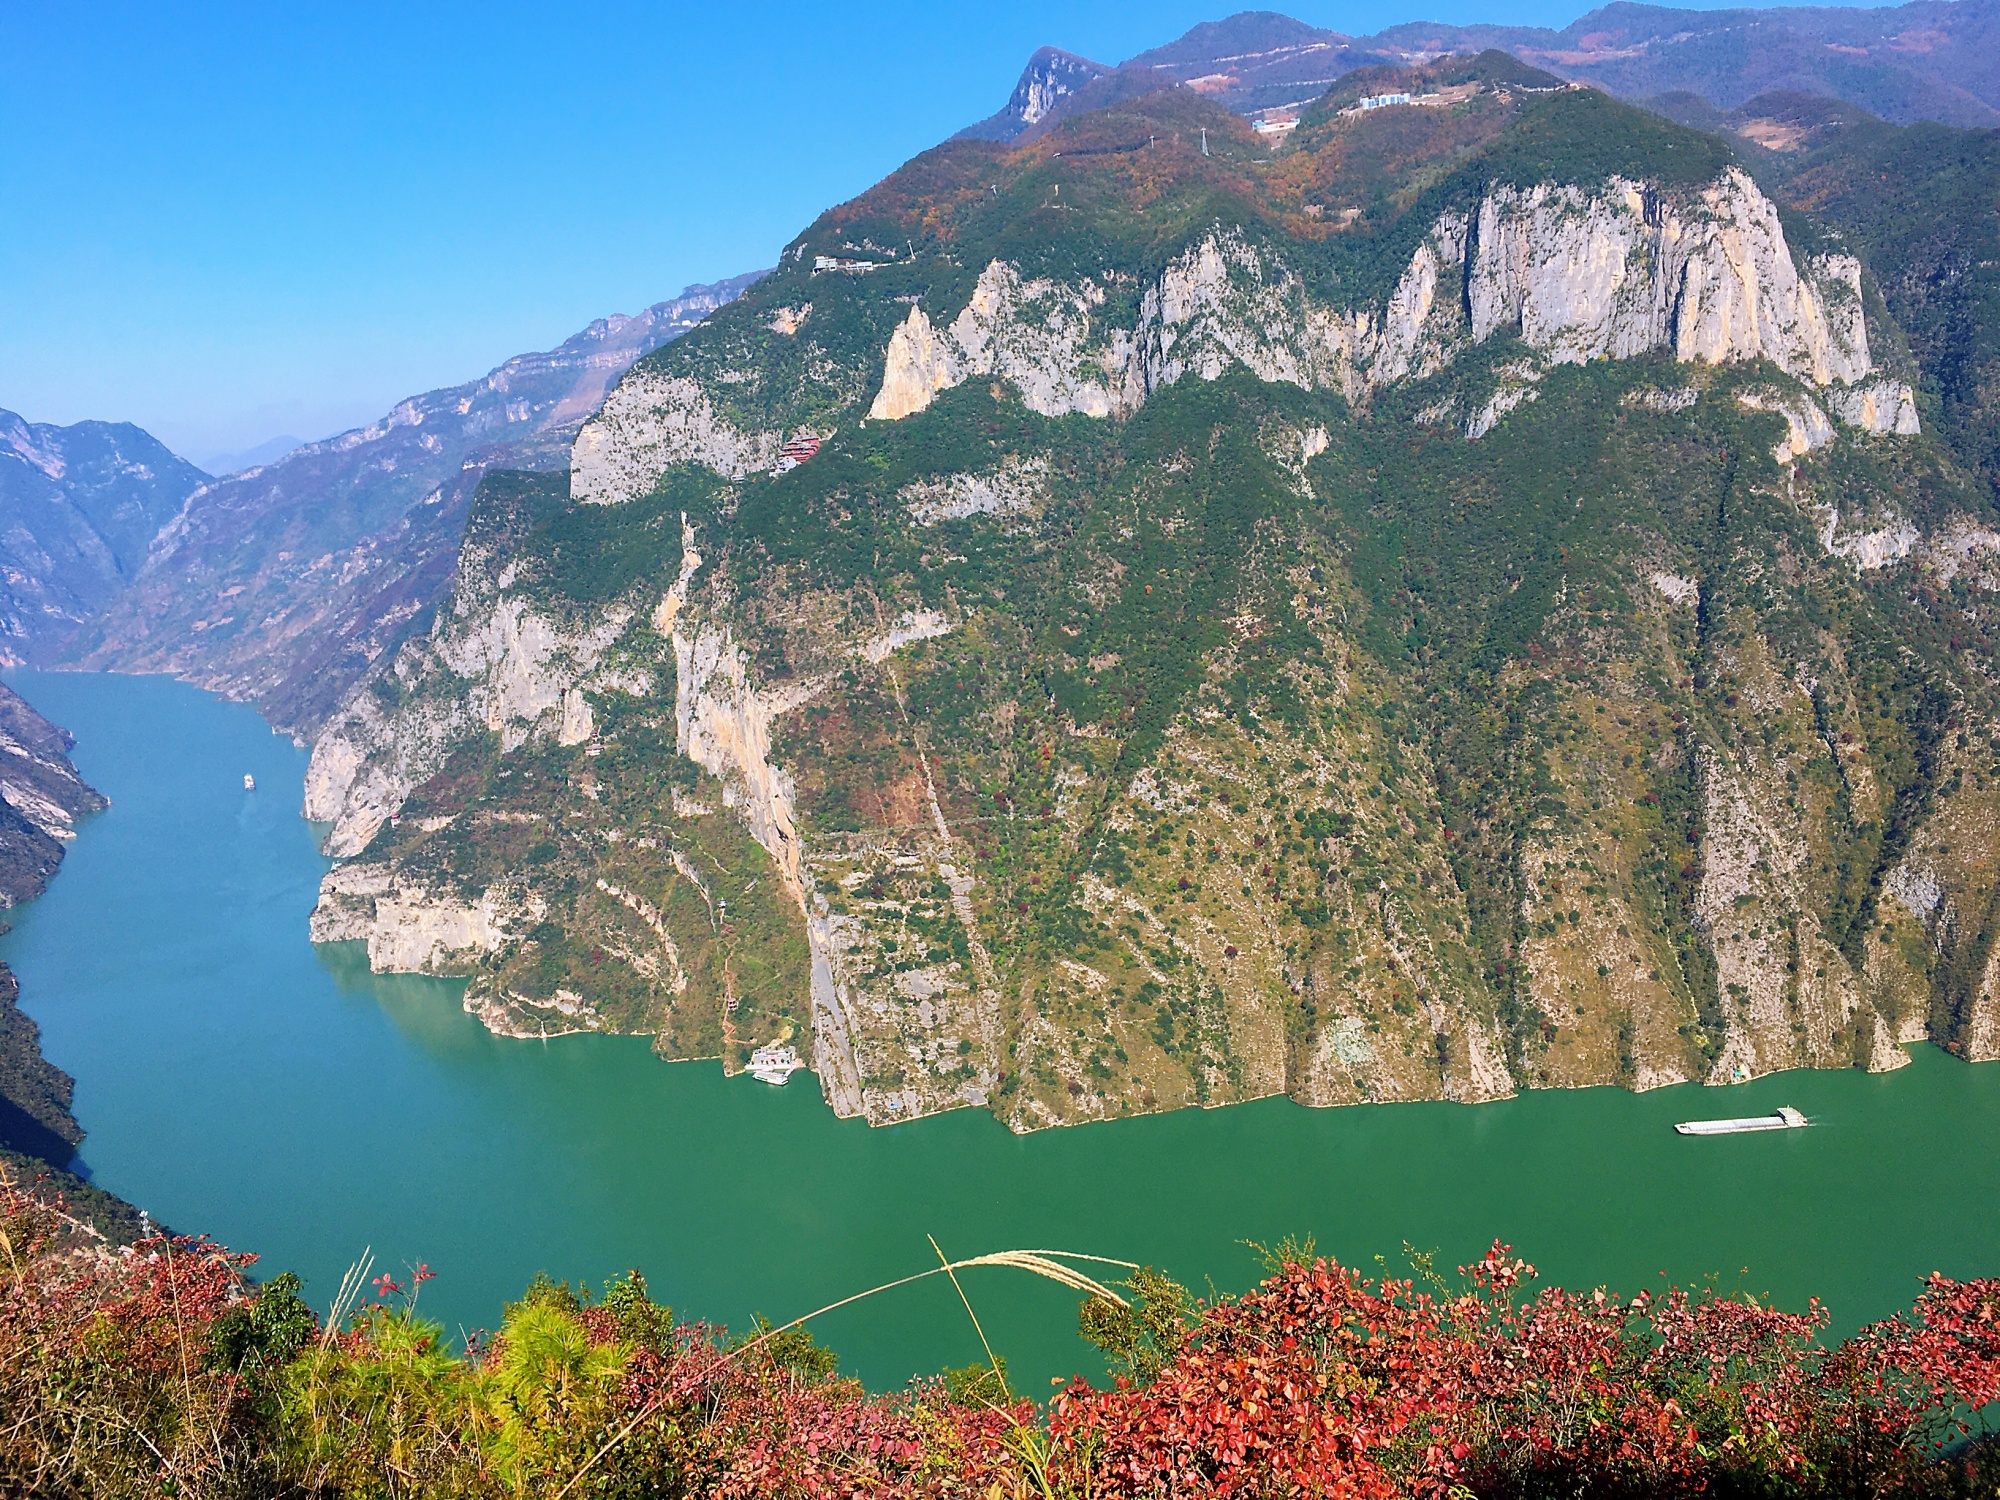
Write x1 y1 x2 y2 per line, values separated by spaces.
1050 1244 2000 1499
0 1179 266 1496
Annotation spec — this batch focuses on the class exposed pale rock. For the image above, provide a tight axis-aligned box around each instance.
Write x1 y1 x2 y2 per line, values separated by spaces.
1738 387 1836 462
571 369 781 503
1817 504 1920 570
0 778 81 840
660 532 961 1119
310 862 542 973
1624 385 1698 412
861 610 953 663
901 454 1049 524
306 593 632 856
1650 571 1699 605
593 877 689 993
1462 1020 1516 1100
1466 361 1543 439
868 307 962 420
651 515 705 635
1468 174 1869 381
1886 859 1946 924
862 171 1892 444
1133 229 1378 400
556 689 595 746
1827 378 1921 434
1921 517 2000 588
1692 743 1882 1083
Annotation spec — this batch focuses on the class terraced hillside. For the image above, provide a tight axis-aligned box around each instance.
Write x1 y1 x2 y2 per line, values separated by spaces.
303 57 2000 1131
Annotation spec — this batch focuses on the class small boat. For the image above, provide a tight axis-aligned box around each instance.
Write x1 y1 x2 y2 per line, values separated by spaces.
747 1043 804 1085
1674 1106 1808 1136
243 774 256 791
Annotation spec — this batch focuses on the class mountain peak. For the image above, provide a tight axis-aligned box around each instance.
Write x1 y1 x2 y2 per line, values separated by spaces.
955 46 1112 142
1123 10 1347 68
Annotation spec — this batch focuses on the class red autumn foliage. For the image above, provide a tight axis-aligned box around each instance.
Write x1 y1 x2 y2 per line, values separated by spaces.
2 1166 1996 1498
1045 1244 2000 1499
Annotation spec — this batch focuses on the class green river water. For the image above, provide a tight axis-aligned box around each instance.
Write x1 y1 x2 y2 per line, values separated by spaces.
3 669 1997 1391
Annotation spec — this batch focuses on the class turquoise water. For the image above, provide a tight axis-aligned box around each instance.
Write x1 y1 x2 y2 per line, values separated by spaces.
4 669 1999 1391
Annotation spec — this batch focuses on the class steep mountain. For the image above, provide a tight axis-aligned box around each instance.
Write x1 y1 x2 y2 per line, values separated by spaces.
69 274 765 733
301 58 2000 1134
956 47 1116 142
1667 89 2000 511
1124 11 1404 116
0 414 209 666
1368 0 2000 126
957 13 1401 144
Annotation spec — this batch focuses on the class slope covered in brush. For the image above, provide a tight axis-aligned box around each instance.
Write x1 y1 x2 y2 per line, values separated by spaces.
303 61 2000 1131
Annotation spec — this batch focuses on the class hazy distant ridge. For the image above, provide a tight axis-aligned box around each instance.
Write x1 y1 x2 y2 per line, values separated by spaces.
66 272 765 731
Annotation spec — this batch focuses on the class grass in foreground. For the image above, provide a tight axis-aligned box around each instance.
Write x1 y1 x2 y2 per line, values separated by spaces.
1 1172 1996 1497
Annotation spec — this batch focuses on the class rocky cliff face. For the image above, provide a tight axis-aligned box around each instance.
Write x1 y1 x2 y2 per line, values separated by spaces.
868 169 1896 430
607 168 1908 478
955 47 1116 143
70 274 763 734
0 682 107 908
304 65 2000 1129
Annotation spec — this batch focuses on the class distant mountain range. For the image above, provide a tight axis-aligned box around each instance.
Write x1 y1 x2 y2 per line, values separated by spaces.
0 414 210 667
961 1 2000 141
62 273 764 731
197 434 305 477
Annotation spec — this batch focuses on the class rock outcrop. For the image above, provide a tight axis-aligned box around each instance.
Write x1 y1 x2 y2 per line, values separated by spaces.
73 274 763 732
0 683 107 907
848 171 1909 443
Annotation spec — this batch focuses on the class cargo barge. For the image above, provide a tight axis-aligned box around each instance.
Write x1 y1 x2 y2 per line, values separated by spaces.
1674 1106 1808 1136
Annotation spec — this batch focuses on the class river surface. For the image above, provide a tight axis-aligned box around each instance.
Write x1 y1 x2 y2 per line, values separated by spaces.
4 669 1999 1390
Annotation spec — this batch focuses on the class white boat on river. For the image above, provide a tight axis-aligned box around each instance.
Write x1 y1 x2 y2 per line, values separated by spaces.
1674 1106 1809 1136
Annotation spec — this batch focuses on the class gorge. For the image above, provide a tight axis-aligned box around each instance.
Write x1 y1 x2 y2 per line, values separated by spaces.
4 668 2000 1395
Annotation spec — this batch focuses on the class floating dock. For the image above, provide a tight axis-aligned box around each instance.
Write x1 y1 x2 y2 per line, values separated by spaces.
747 1044 804 1086
1674 1106 1808 1136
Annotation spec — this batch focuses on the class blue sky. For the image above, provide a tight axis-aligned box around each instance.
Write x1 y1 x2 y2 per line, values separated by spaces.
1 0 1838 464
